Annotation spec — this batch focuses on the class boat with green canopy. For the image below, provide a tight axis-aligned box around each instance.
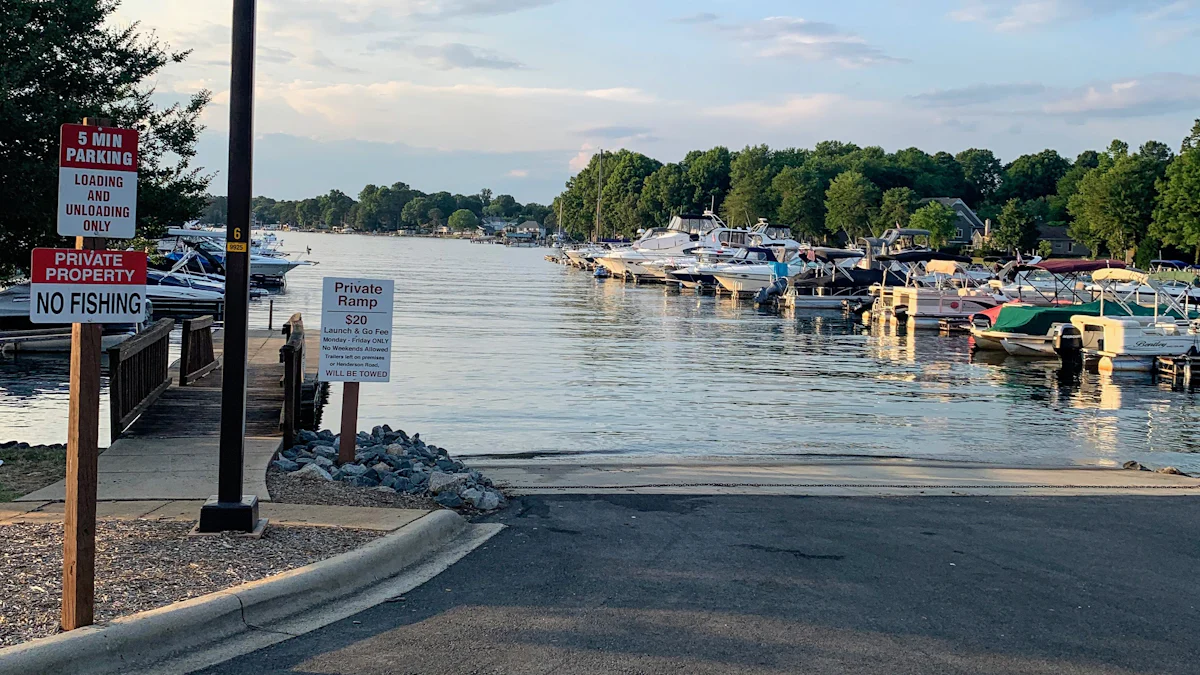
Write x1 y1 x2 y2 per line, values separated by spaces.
971 302 1172 357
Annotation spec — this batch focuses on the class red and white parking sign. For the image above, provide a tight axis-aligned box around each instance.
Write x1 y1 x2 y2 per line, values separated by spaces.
57 124 139 239
29 248 148 324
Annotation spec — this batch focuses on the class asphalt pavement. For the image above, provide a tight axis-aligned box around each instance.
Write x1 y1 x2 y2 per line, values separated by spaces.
199 494 1200 674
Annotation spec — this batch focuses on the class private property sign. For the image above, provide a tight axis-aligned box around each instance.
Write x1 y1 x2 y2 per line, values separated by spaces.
319 277 395 383
58 123 139 238
29 248 147 324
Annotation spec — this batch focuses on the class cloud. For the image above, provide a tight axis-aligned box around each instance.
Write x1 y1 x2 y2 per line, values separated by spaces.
905 74 1200 121
507 169 530 177
575 125 659 143
671 12 718 25
304 50 364 73
950 0 1180 30
705 94 858 126
260 47 297 64
1038 73 1200 119
909 83 1047 107
569 144 597 172
718 16 906 68
414 0 558 18
411 43 525 70
279 80 654 104
937 118 980 132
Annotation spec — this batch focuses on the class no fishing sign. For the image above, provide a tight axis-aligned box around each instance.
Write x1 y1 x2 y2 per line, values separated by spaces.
29 248 147 324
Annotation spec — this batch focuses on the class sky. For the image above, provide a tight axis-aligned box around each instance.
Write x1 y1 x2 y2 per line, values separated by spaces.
111 0 1200 204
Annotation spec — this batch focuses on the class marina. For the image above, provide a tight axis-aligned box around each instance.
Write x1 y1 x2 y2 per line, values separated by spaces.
6 233 1199 471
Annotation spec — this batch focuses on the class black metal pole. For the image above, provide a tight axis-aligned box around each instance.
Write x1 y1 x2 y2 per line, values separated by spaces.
199 0 258 533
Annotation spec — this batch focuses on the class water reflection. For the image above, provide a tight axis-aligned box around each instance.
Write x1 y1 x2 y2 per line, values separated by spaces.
2 234 1199 470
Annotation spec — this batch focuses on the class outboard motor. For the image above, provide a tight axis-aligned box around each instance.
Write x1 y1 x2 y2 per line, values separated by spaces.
754 277 789 305
1052 323 1083 369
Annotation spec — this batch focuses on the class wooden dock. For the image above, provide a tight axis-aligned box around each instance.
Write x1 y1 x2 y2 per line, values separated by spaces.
19 317 323 503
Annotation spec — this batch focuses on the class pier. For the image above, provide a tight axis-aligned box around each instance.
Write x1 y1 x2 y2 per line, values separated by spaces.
18 314 323 503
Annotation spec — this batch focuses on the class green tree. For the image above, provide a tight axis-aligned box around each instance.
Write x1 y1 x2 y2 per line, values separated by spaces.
722 145 776 226
824 170 879 240
772 166 827 241
873 187 919 234
448 209 479 231
485 194 520 218
0 0 213 277
1069 140 1172 261
639 163 691 226
684 147 732 212
199 195 228 225
455 194 485 217
319 190 355 227
401 196 430 226
955 148 1003 206
992 199 1040 254
1037 240 1054 258
1152 120 1200 262
1000 150 1071 203
520 202 553 224
427 207 445 227
909 201 958 248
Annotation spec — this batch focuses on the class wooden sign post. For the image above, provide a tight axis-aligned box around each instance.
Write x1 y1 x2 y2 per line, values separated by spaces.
50 117 140 630
339 382 361 465
318 278 395 464
62 235 103 631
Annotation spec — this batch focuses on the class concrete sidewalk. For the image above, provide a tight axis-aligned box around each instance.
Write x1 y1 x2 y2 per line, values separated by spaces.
17 437 278 502
0 499 429 532
471 457 1200 496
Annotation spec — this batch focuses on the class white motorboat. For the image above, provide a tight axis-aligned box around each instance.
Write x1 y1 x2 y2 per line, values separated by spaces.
159 229 313 281
595 212 751 280
710 246 809 295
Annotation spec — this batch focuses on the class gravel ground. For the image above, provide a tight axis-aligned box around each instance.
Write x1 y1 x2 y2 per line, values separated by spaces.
267 466 440 510
0 519 380 648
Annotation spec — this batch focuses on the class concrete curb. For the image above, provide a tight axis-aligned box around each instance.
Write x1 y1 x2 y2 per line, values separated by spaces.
0 509 466 675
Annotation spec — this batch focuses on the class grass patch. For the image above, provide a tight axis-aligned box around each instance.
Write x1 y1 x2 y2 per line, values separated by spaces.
0 446 66 502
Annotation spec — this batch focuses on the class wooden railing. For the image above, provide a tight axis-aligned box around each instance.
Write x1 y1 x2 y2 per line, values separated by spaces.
108 318 174 441
179 315 218 386
279 313 305 449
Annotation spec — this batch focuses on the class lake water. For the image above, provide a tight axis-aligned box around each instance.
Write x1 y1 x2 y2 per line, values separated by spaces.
3 233 1200 471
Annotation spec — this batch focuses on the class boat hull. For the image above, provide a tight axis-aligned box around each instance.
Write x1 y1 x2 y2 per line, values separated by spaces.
712 272 774 295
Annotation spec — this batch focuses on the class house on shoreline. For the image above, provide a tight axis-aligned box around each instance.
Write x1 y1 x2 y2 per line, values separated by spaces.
918 198 986 247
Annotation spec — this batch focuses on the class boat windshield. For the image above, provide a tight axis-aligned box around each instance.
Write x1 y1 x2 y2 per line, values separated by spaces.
667 214 718 235
718 230 749 246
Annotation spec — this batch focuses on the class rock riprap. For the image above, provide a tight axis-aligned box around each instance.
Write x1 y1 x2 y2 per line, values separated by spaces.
272 426 506 511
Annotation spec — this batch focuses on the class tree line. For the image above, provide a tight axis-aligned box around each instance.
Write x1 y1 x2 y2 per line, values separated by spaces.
200 185 554 233
1 0 211 278
553 124 1200 264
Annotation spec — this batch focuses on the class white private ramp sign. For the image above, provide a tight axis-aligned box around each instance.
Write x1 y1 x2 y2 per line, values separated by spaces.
29 248 148 324
319 277 395 383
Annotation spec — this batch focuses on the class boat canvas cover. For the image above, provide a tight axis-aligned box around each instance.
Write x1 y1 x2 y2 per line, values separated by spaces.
989 301 1164 336
1035 259 1125 274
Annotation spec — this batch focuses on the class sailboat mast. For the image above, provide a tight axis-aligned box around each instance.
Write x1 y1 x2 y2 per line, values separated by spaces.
594 148 604 243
